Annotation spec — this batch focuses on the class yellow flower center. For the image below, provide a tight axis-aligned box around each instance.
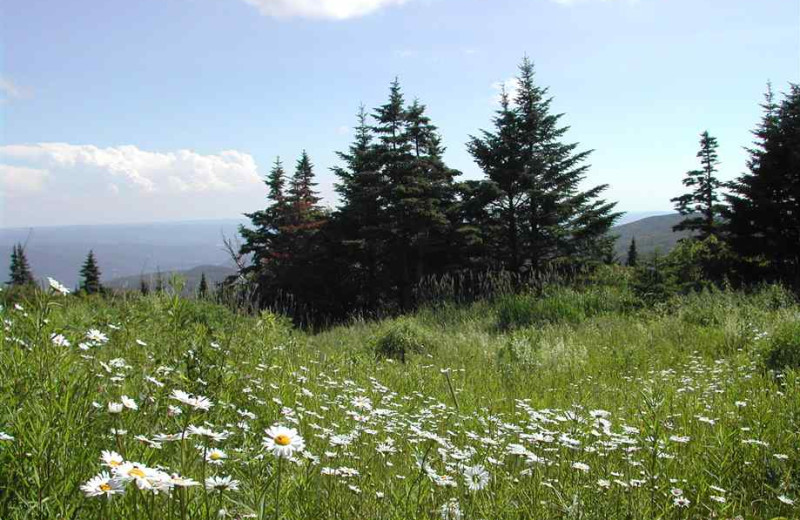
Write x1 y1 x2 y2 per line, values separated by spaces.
129 468 146 478
275 434 291 446
100 483 112 492
210 452 223 460
109 460 121 467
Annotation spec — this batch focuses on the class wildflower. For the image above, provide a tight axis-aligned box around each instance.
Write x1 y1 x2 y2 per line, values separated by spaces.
171 474 201 487
205 475 240 492
778 495 795 506
114 462 156 490
597 479 611 489
440 498 462 520
710 495 726 503
188 425 229 442
571 462 590 472
121 396 138 410
86 329 109 344
673 496 690 507
48 277 71 295
463 464 489 491
0 432 14 441
206 448 228 465
81 472 124 497
171 389 213 411
263 425 305 459
51 333 70 347
101 450 124 468
351 396 372 410
108 402 123 414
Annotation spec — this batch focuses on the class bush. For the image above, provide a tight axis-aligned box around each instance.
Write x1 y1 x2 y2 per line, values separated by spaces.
373 318 437 362
763 320 800 373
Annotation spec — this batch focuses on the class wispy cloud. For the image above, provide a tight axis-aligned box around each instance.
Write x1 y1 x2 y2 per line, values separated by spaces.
490 77 521 106
0 143 262 196
0 77 33 104
240 0 408 20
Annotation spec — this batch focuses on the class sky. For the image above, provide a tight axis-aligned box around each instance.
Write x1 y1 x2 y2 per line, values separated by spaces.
1 0 798 228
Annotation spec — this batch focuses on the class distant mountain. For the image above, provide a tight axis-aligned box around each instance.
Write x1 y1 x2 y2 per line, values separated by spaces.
0 219 246 288
611 213 691 260
616 211 674 226
106 264 237 294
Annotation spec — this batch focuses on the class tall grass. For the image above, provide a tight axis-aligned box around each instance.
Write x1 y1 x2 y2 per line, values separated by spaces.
0 282 798 519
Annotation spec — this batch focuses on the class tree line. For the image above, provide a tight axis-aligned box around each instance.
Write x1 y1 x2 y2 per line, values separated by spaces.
232 59 798 323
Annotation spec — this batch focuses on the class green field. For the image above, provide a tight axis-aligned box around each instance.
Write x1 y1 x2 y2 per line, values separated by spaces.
1 273 799 519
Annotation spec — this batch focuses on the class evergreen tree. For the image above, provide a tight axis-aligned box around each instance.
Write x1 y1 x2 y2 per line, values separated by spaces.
726 83 800 284
139 276 150 296
671 131 724 239
467 57 619 273
80 250 102 294
198 272 208 298
240 157 291 276
332 105 386 310
627 237 638 267
7 243 35 286
371 80 459 308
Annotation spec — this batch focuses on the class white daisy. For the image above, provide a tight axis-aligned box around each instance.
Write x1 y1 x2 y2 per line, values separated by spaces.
81 472 125 497
205 475 240 491
463 464 489 491
101 450 124 469
206 448 228 465
263 425 305 459
121 396 138 410
171 389 213 411
48 277 71 295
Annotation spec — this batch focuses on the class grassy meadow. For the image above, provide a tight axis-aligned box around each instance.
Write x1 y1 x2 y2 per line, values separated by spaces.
1 271 799 519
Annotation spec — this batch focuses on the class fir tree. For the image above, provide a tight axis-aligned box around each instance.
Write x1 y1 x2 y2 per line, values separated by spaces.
627 237 638 267
467 57 619 273
726 83 800 284
671 131 724 239
80 250 103 294
198 272 208 299
371 80 459 308
7 243 35 286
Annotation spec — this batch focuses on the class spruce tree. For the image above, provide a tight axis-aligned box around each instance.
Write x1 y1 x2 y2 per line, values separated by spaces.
371 80 459 308
240 157 290 277
671 131 724 239
467 57 619 273
198 272 208 299
627 237 638 267
8 243 35 286
726 83 800 284
80 250 102 294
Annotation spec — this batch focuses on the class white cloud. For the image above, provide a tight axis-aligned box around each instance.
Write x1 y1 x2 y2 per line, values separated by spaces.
0 77 32 103
491 77 521 106
0 143 262 195
0 165 50 195
240 0 407 19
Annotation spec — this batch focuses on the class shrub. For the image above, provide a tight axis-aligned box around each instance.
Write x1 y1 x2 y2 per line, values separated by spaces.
373 318 437 362
763 320 800 373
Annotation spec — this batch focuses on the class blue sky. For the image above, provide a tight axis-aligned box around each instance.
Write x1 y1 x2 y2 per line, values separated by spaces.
1 0 798 227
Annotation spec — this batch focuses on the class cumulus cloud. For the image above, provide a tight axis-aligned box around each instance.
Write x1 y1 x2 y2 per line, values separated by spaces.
0 143 262 195
0 165 50 195
240 0 408 19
